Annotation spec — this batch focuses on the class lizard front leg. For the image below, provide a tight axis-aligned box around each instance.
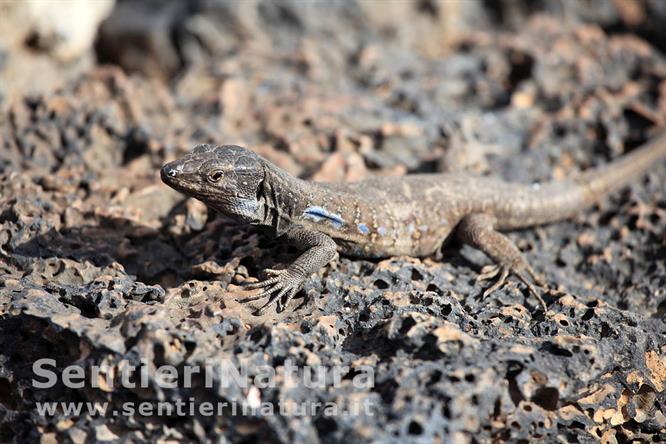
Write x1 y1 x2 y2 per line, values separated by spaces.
456 213 548 311
242 227 337 314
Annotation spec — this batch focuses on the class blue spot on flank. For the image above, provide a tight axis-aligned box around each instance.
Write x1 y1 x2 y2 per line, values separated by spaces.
377 226 387 236
303 206 345 229
357 223 369 235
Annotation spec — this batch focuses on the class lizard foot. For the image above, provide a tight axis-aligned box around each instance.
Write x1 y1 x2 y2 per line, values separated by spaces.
476 263 548 312
457 213 549 312
240 269 304 314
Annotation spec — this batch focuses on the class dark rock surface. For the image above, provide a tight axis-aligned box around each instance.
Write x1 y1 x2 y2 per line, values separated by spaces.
1 1 665 443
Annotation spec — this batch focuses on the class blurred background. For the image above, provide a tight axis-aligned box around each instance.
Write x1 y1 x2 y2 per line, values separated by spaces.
2 0 666 100
1 2 666 443
0 0 666 95
3 0 666 177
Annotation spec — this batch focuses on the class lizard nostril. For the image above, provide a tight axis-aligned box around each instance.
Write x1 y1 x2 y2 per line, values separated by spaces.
161 165 178 180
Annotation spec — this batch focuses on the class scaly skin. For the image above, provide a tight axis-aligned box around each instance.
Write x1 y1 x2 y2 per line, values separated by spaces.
161 133 666 314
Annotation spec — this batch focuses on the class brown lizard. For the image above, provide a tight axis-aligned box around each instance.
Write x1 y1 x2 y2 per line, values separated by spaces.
161 132 666 314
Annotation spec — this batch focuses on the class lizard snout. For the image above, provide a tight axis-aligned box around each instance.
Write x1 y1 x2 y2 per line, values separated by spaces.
160 163 179 182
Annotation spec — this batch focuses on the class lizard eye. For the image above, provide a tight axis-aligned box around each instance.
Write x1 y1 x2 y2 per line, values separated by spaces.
207 170 224 183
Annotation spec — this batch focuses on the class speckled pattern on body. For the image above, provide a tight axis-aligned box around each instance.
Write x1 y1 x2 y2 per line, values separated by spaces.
161 136 666 314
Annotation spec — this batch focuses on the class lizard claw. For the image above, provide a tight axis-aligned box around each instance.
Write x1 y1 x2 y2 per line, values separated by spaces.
240 272 285 290
477 264 510 297
477 264 502 282
477 263 548 312
240 269 304 314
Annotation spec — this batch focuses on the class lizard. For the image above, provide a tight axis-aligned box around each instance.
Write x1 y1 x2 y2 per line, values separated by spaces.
161 132 666 314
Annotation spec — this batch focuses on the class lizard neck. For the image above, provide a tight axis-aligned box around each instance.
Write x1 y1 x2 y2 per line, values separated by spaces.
255 161 311 235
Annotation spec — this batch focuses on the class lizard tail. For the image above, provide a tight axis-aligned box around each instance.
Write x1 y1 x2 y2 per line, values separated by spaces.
578 130 666 205
498 131 666 229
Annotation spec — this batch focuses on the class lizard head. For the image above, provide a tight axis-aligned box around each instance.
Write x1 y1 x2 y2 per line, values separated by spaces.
161 144 265 222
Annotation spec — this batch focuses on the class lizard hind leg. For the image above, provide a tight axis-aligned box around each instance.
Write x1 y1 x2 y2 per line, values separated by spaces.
456 213 548 311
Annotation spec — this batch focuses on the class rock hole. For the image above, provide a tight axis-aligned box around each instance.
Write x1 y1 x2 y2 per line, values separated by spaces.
407 420 423 435
399 317 417 335
314 416 338 435
531 387 559 411
542 342 573 357
506 361 525 406
411 268 424 281
427 370 442 386
656 299 666 317
374 279 390 289
442 402 451 419
0 378 17 410
441 304 452 317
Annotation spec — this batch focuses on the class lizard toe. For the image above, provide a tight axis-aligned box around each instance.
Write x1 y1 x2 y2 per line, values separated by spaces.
264 268 288 277
256 286 291 315
514 269 548 312
280 287 300 311
245 269 306 314
526 266 547 287
477 263 549 312
477 264 501 282
241 276 283 290
240 281 284 302
481 266 510 298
